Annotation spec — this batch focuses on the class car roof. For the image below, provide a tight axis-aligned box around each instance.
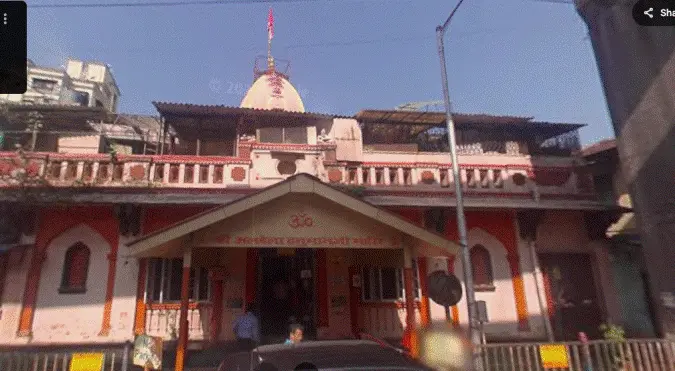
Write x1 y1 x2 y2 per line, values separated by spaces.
252 340 432 370
254 339 379 352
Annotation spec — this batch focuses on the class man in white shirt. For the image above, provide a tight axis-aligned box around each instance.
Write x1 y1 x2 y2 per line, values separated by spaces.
233 302 260 351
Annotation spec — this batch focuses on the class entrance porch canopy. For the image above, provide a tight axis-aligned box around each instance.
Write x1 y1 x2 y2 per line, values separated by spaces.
126 174 459 257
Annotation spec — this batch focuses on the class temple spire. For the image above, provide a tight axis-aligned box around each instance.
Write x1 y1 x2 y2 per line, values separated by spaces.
267 7 275 71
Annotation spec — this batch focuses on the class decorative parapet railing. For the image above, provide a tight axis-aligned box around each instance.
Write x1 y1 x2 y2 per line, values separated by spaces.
0 152 252 188
323 161 594 196
144 302 212 341
0 151 594 196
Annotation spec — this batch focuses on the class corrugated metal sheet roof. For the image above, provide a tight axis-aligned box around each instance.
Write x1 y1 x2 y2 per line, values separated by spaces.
355 109 585 129
152 102 354 120
0 103 114 131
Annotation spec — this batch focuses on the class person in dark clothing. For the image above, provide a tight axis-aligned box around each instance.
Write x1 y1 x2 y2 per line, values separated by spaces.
233 302 260 351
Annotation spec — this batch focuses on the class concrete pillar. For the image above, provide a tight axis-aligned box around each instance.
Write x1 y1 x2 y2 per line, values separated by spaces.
590 240 623 324
575 0 675 339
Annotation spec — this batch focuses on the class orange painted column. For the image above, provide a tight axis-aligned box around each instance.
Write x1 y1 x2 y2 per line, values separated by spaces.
417 257 431 327
403 268 417 335
507 254 530 331
175 248 192 371
133 259 148 335
17 248 46 336
99 248 119 336
402 246 418 357
445 255 460 328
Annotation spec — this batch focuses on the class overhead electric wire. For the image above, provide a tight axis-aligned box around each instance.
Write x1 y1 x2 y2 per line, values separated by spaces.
284 35 434 49
284 28 519 51
28 0 411 9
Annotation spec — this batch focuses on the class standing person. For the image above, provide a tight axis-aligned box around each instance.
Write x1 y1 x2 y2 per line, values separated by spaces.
233 302 260 351
284 323 304 345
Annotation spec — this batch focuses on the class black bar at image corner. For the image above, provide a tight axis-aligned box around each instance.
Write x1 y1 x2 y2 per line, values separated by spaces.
633 0 675 26
0 1 27 94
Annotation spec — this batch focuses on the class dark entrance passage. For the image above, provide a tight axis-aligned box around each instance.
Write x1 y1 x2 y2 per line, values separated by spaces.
258 248 316 343
540 253 604 341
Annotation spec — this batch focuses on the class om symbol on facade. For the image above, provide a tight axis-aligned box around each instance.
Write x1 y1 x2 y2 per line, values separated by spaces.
288 212 313 229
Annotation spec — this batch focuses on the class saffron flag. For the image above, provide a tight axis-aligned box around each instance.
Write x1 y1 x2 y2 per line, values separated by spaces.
267 7 274 40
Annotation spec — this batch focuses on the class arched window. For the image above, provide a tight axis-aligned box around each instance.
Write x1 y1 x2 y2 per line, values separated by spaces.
59 242 91 294
470 245 494 291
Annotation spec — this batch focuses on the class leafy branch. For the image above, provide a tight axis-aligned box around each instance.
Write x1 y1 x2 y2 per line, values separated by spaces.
600 323 628 370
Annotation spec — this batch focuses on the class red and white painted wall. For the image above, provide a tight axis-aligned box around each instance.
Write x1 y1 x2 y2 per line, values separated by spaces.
0 205 620 346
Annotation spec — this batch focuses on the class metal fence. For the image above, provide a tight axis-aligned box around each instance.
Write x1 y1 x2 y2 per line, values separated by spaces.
1 339 674 371
0 345 131 371
478 339 675 371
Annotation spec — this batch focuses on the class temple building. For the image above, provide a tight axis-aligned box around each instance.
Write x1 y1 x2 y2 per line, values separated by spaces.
0 10 657 371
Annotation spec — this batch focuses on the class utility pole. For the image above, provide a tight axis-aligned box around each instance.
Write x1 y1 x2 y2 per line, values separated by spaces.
436 1 483 370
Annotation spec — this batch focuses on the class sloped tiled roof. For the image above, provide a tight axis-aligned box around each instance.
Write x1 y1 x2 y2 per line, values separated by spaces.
581 138 617 157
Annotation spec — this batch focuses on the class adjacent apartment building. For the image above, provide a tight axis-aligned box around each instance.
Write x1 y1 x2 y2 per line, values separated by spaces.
0 58 121 113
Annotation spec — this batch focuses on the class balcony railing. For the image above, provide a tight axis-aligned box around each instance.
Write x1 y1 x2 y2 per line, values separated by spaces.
325 162 591 197
145 303 212 341
0 152 252 188
0 152 594 196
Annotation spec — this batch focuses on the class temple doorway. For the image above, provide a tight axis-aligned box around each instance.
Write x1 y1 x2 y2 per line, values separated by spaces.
257 248 316 343
540 253 604 340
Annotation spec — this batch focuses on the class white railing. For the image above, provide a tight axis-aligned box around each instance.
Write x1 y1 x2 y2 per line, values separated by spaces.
144 304 212 341
329 162 588 196
0 152 252 188
0 152 593 196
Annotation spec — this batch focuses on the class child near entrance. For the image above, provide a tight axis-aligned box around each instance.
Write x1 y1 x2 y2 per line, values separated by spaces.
284 323 304 345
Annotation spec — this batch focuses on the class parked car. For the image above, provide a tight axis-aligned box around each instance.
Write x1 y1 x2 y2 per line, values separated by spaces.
216 339 435 371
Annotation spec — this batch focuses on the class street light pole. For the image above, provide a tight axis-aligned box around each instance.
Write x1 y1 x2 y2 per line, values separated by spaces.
436 1 483 370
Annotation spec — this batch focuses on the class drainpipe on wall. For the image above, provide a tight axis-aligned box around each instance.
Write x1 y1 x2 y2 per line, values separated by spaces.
528 239 554 342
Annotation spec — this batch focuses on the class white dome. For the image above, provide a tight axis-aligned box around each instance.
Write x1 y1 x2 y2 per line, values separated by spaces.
240 72 305 113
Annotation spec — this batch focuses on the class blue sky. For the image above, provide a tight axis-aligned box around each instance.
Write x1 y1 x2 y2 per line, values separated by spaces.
27 0 614 145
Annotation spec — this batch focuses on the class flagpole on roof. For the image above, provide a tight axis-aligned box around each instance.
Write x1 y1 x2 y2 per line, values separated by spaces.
267 7 275 71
